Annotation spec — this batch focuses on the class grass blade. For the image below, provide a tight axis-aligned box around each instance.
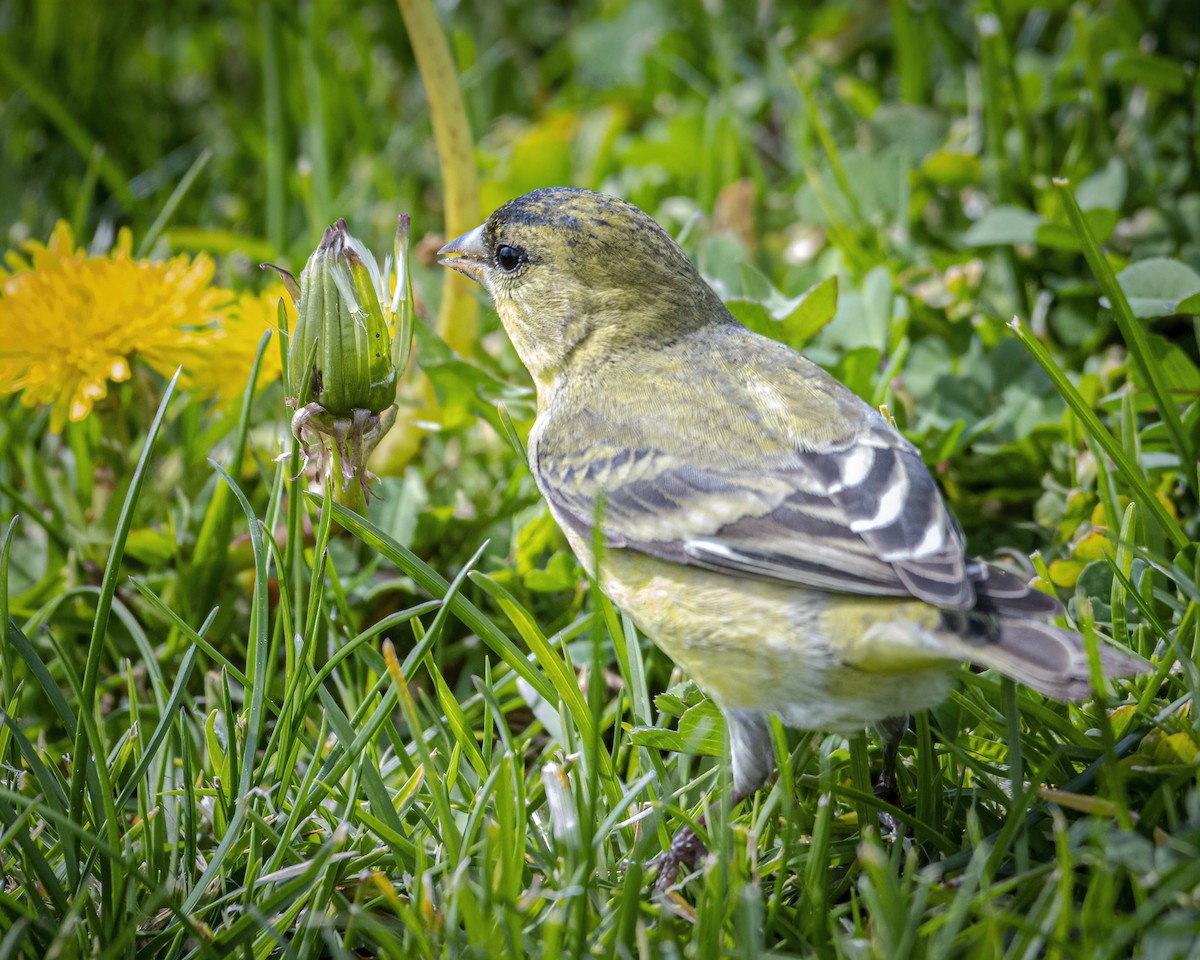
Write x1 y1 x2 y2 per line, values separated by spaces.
66 368 180 925
1008 318 1187 550
135 147 213 258
1053 177 1196 496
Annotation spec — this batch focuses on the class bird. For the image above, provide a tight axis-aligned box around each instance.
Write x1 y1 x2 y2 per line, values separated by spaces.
437 186 1146 885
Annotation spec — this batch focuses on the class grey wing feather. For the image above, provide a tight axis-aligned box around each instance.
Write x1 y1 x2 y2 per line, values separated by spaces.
822 434 973 607
537 420 977 609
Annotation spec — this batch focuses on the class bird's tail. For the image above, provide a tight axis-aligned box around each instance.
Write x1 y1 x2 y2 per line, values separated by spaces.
956 617 1146 701
945 562 1148 700
967 561 1064 618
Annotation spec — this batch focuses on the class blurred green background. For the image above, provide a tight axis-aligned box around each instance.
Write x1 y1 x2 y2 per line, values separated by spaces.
5 0 1198 266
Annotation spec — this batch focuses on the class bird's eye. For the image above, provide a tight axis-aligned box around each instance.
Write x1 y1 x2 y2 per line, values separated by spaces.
495 244 523 272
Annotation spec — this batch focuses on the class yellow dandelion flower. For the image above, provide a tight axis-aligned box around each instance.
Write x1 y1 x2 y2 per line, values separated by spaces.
0 221 226 431
182 286 292 402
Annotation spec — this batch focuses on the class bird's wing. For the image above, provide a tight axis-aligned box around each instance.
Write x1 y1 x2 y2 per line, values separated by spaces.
533 349 973 608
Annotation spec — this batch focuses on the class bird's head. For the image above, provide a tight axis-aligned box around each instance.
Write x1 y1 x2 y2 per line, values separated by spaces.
438 187 728 387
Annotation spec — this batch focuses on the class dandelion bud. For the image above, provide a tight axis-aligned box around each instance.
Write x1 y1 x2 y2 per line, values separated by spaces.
278 216 415 511
290 218 396 417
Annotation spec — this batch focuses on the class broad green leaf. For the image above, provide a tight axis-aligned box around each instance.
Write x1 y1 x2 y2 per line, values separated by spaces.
523 553 579 593
652 679 707 717
630 697 726 757
738 261 775 301
1075 158 1127 211
961 206 1041 247
123 527 175 565
835 346 883 402
819 266 891 353
1107 258 1200 318
725 298 773 332
921 150 983 188
863 104 949 162
781 275 839 347
1036 208 1117 250
1129 334 1200 397
839 149 906 221
725 275 839 350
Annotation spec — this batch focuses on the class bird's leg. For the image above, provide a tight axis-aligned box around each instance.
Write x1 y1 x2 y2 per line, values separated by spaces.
654 711 774 891
873 714 908 840
653 822 708 891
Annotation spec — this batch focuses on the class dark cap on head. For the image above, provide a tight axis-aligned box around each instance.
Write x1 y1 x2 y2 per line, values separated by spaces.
488 187 650 234
483 187 695 278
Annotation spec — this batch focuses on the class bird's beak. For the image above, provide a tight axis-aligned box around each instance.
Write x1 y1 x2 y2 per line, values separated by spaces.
437 223 487 281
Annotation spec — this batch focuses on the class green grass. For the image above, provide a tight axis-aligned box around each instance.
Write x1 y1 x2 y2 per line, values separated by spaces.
2 0 1200 956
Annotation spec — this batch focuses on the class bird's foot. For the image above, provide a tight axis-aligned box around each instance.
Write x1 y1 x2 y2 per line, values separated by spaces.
874 773 902 842
876 808 902 842
649 825 707 891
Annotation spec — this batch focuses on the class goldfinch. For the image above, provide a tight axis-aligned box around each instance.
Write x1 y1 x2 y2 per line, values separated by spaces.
438 187 1145 883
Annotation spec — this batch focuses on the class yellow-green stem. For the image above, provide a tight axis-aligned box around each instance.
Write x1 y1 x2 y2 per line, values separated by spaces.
395 0 479 356
329 444 366 515
372 0 481 473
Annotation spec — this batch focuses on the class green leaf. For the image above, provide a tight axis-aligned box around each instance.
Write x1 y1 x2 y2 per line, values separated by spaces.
726 275 839 350
1036 209 1117 251
781 275 839 347
864 104 949 162
1054 179 1197 500
651 692 689 718
630 697 726 757
123 527 175 565
1129 334 1200 397
835 346 883 401
738 261 775 301
1107 258 1200 318
961 206 1041 247
1075 158 1127 212
1177 291 1200 315
725 298 773 332
1033 222 1077 251
920 149 983 189
653 679 707 718
1009 316 1189 550
414 320 528 429
523 553 579 593
1074 558 1148 625
818 266 891 353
